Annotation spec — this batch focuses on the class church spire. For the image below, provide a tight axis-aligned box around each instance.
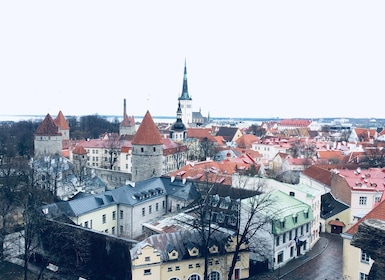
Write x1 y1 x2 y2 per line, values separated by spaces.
178 59 191 100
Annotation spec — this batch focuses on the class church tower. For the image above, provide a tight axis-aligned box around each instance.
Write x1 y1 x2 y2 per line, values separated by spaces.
34 113 63 158
131 111 164 182
178 59 192 127
169 101 187 142
119 98 136 136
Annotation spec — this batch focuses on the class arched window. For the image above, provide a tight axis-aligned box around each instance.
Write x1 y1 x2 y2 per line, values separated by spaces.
170 278 180 280
188 274 201 280
208 271 221 280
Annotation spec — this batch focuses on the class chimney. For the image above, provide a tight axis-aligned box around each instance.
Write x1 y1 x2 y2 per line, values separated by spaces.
123 98 127 117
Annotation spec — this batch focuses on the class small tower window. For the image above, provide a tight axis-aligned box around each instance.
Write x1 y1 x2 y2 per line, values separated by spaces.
153 147 156 152
141 147 144 153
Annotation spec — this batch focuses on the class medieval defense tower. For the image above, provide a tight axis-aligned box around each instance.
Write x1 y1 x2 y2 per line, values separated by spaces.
131 111 164 182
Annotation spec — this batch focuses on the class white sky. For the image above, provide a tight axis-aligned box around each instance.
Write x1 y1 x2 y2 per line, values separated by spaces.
1 1 384 120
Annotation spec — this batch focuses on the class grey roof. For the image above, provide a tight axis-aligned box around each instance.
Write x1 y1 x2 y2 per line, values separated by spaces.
44 176 200 217
130 230 231 262
321 192 350 219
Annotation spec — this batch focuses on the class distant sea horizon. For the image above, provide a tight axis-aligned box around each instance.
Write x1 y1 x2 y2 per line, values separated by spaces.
0 114 383 126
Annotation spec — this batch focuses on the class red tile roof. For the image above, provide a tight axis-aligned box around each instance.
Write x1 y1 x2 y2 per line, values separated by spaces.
302 165 332 187
73 145 87 155
54 111 70 130
131 111 163 145
336 168 385 192
35 114 61 136
187 128 216 141
278 119 311 127
345 199 385 235
120 114 135 127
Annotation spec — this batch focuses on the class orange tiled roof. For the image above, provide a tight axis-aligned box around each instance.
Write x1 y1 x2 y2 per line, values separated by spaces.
345 198 385 235
236 134 259 149
73 145 87 155
54 111 70 130
35 114 61 136
318 150 344 161
131 111 163 145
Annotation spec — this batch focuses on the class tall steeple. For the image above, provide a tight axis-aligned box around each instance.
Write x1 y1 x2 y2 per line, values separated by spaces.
178 59 193 126
178 59 191 101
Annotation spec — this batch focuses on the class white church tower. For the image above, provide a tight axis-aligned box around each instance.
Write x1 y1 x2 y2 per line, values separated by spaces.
178 59 192 127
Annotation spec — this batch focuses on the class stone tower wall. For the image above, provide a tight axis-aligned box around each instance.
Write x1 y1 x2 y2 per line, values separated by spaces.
34 135 63 158
131 144 163 182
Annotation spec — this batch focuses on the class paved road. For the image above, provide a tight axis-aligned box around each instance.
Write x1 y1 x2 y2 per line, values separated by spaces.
250 233 343 280
280 233 343 280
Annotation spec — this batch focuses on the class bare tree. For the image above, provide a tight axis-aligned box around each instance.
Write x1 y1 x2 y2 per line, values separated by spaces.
176 166 277 280
102 134 121 170
224 175 276 280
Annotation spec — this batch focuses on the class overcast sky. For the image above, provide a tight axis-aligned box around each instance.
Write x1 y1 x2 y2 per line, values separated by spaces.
1 1 384 120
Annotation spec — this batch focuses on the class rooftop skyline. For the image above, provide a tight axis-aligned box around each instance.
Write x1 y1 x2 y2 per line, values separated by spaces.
1 1 384 120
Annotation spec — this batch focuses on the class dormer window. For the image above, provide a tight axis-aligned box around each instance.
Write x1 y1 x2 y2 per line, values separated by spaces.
168 250 178 260
280 218 285 228
209 245 218 254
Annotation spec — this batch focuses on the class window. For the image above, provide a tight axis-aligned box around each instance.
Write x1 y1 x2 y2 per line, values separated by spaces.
300 225 304 235
290 246 294 257
142 207 145 216
167 267 172 272
163 200 165 209
112 211 116 220
120 210 124 219
175 266 180 271
359 196 367 205
188 264 193 269
84 221 88 228
235 269 240 280
306 223 309 233
144 269 151 275
145 256 150 262
277 251 284 263
359 272 369 280
208 271 220 280
289 191 295 197
289 230 292 240
293 216 298 223
360 250 370 263
276 236 280 246
196 263 200 268
120 225 123 234
141 147 144 153
112 227 115 235
283 233 286 243
102 214 106 224
156 203 159 211
188 275 201 280
149 205 152 214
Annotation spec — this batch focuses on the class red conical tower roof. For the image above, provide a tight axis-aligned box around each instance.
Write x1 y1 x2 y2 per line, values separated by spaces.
54 111 70 130
131 111 163 145
35 114 61 136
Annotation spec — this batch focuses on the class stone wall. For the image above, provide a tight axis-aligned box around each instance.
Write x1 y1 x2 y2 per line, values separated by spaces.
351 219 385 280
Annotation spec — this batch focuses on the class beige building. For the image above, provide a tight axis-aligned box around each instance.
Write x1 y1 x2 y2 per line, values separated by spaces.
341 199 385 280
43 176 200 240
131 230 249 280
